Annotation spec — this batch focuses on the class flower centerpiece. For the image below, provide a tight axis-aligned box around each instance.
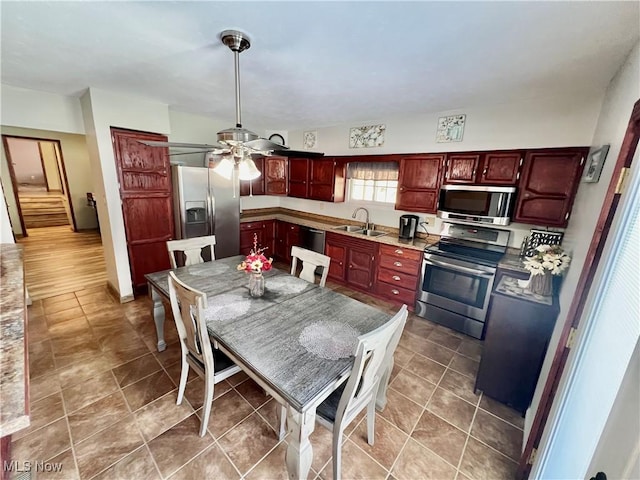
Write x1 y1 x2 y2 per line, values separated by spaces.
522 244 571 296
237 233 273 297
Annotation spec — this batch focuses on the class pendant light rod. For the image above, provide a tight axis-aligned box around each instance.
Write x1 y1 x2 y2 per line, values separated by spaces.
234 49 242 127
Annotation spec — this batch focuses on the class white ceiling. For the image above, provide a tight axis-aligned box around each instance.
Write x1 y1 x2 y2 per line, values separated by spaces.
1 1 639 132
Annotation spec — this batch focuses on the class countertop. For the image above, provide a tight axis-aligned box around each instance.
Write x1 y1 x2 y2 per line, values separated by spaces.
493 274 555 306
240 211 438 252
0 244 29 437
498 252 529 273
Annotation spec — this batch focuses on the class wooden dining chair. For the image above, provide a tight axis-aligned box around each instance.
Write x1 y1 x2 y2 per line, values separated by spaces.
168 271 241 436
290 245 331 287
315 305 408 480
167 235 216 269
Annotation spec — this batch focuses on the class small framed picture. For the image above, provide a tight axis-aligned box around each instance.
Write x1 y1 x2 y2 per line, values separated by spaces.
583 144 610 183
436 114 466 143
303 131 317 149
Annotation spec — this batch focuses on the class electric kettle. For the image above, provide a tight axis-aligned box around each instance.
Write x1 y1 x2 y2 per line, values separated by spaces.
399 215 419 240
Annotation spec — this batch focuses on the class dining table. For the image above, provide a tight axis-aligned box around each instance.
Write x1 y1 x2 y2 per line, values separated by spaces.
145 255 395 479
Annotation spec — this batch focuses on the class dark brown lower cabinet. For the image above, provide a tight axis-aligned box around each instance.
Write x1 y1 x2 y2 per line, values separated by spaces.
325 232 377 292
475 282 559 414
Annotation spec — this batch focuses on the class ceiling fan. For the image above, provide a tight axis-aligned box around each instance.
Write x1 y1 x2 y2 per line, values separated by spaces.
140 29 324 180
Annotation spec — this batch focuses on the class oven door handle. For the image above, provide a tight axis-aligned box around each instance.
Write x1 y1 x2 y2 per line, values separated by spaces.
424 259 494 278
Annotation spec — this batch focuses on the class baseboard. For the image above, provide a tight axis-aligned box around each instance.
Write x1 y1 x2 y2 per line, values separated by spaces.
107 281 134 304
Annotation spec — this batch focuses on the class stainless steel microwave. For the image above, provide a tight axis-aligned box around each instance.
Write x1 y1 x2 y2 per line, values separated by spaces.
437 185 516 225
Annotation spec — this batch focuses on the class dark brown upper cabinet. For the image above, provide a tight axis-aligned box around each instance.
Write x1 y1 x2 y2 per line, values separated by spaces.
443 151 522 186
264 156 288 195
478 151 523 185
287 157 345 202
444 153 481 184
513 148 587 227
396 154 446 213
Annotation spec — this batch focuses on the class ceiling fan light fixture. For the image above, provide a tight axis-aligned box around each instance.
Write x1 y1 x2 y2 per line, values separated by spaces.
217 126 259 146
238 157 261 181
212 156 234 179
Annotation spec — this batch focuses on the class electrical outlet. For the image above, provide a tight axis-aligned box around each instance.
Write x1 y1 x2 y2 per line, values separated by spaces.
421 216 434 226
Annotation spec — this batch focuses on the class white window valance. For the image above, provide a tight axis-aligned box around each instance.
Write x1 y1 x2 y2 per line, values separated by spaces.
346 162 399 181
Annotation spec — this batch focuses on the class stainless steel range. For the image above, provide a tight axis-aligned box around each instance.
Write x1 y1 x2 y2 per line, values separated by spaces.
415 222 510 339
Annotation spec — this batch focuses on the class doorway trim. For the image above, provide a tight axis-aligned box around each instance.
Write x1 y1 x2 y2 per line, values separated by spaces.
1 135 78 235
517 98 640 478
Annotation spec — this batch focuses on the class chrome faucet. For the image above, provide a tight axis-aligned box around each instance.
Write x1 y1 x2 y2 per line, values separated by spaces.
352 207 371 231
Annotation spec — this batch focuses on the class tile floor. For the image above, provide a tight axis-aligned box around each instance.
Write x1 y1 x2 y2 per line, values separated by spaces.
13 276 523 480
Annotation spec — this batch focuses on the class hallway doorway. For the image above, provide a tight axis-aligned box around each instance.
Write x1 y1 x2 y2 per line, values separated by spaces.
2 135 76 236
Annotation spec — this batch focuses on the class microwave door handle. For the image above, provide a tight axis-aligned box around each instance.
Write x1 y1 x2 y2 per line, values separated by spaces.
424 259 494 278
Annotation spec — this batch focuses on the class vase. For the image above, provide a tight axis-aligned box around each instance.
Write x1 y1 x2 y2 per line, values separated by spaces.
248 272 265 298
528 271 553 296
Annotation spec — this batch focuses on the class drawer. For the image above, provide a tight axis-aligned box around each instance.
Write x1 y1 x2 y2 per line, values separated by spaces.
379 244 422 262
376 281 417 305
378 254 421 275
240 222 264 231
377 267 419 290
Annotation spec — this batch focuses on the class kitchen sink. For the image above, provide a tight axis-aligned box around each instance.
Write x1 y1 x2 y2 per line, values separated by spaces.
332 225 365 233
360 229 387 237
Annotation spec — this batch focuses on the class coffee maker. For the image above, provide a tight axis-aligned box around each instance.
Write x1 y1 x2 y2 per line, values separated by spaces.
399 215 419 240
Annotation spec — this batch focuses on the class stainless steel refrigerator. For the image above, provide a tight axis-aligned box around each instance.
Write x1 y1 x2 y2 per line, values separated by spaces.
171 165 240 259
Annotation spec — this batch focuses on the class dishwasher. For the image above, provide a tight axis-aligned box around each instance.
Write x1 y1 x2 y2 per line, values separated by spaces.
300 226 326 273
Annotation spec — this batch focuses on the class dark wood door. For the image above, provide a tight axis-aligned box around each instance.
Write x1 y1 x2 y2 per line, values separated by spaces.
112 128 173 290
514 148 587 227
347 244 376 290
445 153 481 184
396 154 445 213
264 156 287 195
479 151 522 185
288 158 309 198
309 158 334 201
240 156 264 196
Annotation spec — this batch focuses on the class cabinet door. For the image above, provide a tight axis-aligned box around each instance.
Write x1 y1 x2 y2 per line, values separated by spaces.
239 156 265 196
264 156 287 195
263 220 275 258
309 159 336 201
479 152 522 185
325 234 347 281
445 154 481 184
347 246 375 290
240 222 265 253
396 154 445 213
514 148 586 227
288 158 310 198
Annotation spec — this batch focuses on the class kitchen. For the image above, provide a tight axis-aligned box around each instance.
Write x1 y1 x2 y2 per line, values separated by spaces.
1 2 639 479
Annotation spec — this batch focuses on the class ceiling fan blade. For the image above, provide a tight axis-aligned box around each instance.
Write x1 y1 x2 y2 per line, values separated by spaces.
272 149 325 158
244 138 289 151
166 149 225 157
138 140 221 149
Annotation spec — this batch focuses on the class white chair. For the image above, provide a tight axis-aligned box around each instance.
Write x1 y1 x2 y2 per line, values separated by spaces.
290 245 331 287
168 271 241 436
315 305 408 480
167 235 216 269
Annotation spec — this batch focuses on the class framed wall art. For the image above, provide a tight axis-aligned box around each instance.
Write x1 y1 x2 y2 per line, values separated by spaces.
583 144 610 183
349 124 385 148
436 114 466 143
303 130 317 149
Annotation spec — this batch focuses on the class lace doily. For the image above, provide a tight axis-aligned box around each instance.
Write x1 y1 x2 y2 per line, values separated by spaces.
267 276 309 295
202 293 250 322
188 263 230 277
299 321 359 360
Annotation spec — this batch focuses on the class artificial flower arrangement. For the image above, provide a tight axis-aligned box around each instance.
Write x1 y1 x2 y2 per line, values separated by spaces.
523 244 571 276
237 233 273 273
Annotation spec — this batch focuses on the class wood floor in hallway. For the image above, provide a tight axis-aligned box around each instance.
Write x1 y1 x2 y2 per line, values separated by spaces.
17 225 107 300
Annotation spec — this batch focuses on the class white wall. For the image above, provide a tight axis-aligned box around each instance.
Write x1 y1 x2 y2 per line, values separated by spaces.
526 40 640 440
0 182 15 243
0 84 85 134
80 88 171 301
40 142 62 191
8 138 44 184
587 340 640 479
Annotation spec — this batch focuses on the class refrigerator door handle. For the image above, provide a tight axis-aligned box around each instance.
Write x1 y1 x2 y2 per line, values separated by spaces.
208 187 216 236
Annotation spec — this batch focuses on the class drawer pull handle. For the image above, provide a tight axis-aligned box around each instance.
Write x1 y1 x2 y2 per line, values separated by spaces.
394 261 402 267
391 289 400 295
395 249 403 254
392 275 401 281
